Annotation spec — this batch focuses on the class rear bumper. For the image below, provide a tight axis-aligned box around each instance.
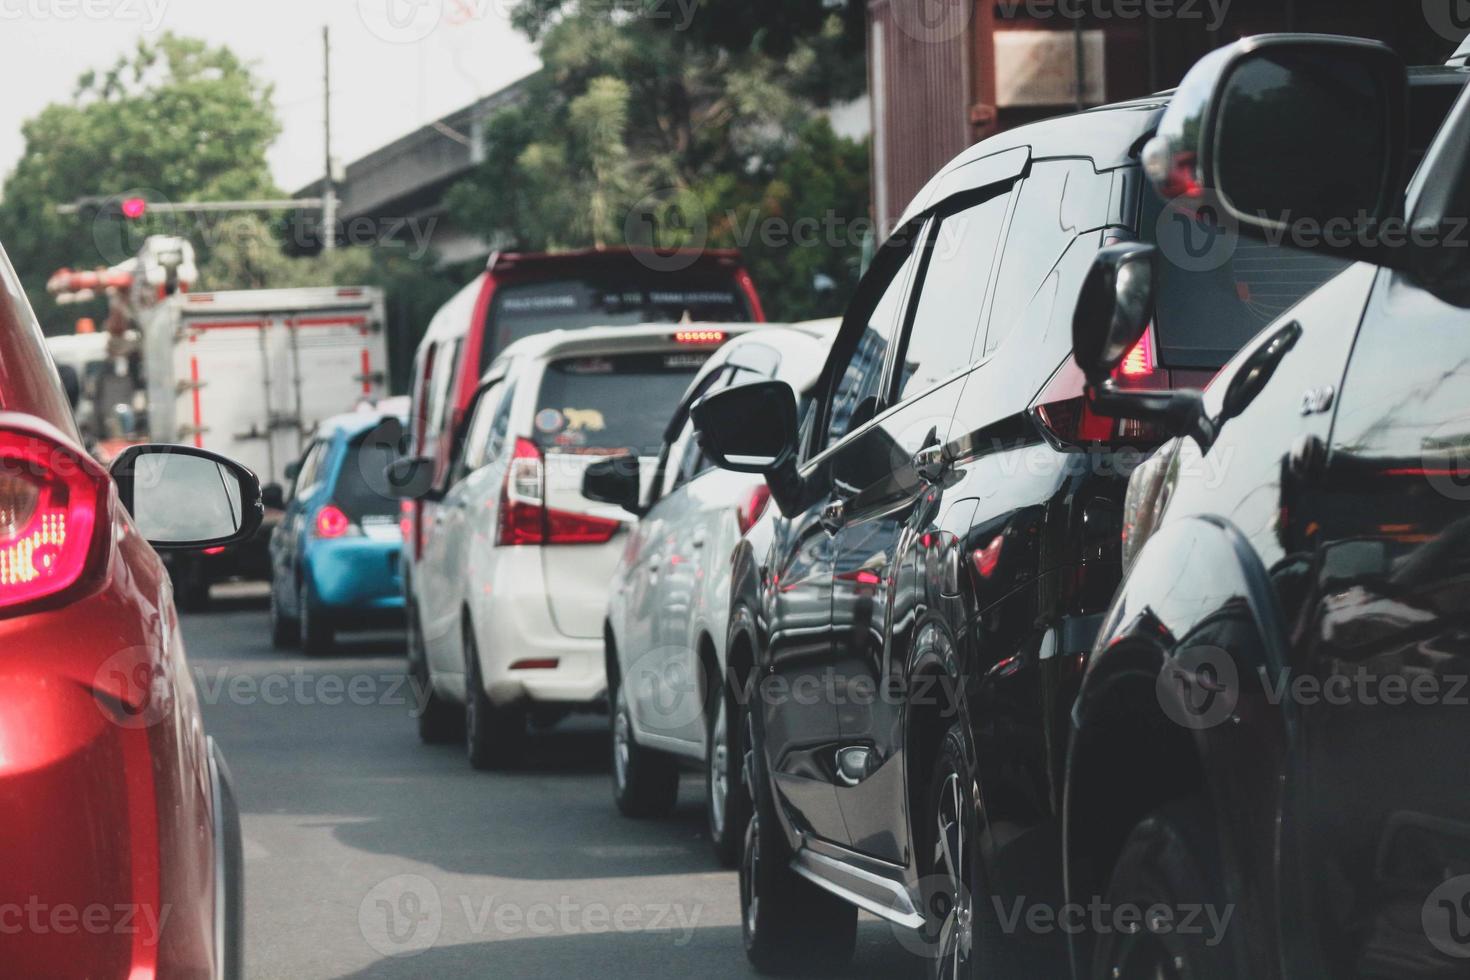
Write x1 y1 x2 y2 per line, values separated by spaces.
475 549 606 707
305 538 405 614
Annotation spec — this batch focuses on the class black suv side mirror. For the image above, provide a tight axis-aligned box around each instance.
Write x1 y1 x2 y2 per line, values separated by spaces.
111 445 264 551
691 380 804 516
1144 34 1409 269
1074 244 1215 448
582 454 644 516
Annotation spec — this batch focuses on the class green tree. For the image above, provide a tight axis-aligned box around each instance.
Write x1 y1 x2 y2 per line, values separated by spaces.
0 34 280 331
445 5 870 320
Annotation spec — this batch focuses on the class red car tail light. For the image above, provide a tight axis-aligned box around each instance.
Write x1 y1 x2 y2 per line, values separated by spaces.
497 439 622 546
1035 330 1177 447
399 499 413 541
0 427 109 612
314 504 353 539
736 483 771 536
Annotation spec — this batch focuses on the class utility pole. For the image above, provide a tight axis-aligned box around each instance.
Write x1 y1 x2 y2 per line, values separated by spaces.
322 24 337 252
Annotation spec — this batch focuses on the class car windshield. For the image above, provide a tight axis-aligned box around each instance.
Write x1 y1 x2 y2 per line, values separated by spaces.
335 436 401 520
533 352 709 456
484 276 750 372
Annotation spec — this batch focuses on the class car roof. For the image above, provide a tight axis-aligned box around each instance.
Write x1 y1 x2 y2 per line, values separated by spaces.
483 322 761 381
315 409 407 441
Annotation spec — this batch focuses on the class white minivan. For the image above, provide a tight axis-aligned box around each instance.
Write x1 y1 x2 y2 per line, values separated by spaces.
589 321 837 863
402 324 753 769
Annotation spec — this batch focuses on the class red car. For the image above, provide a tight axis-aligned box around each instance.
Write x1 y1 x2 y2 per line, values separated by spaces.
0 243 259 979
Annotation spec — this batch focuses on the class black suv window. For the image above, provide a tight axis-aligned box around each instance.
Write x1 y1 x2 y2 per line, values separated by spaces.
823 244 919 452
896 190 1009 402
982 160 1110 357
1143 188 1349 368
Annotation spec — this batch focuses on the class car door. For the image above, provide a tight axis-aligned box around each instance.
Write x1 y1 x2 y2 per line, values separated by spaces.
278 439 327 617
827 188 1010 862
636 368 733 747
760 234 921 848
428 376 512 688
1296 266 1470 957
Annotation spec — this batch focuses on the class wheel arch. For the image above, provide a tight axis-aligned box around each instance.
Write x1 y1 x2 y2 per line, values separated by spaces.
1062 515 1293 978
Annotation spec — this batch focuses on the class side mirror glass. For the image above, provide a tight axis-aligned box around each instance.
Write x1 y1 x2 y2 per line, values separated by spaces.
1143 35 1408 264
261 483 286 511
691 381 799 475
582 454 642 516
1073 243 1158 385
111 445 263 551
382 455 439 501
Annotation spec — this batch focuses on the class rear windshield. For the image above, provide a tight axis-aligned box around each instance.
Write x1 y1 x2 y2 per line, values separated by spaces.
335 437 401 520
1143 189 1349 369
484 276 751 373
534 353 709 456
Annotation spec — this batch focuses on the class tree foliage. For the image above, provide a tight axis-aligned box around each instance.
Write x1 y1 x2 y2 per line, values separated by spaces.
445 3 872 321
0 34 280 330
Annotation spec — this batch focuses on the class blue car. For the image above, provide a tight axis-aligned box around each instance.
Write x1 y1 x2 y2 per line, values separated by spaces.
269 411 407 654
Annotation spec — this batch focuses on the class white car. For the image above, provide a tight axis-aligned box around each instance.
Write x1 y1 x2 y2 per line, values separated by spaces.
406 323 756 769
592 321 837 863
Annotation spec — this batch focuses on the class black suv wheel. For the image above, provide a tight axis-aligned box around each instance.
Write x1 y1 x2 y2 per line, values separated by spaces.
740 704 856 973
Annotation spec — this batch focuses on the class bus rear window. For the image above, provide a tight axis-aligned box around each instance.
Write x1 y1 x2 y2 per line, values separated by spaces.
533 353 709 457
484 277 750 373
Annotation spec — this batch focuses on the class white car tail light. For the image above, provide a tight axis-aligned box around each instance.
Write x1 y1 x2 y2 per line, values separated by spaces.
0 426 109 612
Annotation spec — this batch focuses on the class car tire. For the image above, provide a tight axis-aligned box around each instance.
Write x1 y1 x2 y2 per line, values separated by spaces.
270 581 298 649
610 675 679 818
705 677 746 867
173 558 211 612
463 623 523 770
740 698 856 974
921 722 1040 979
298 579 334 656
410 613 461 745
1090 798 1237 980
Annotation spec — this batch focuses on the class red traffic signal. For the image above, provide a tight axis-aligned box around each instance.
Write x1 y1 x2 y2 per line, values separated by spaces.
120 197 147 219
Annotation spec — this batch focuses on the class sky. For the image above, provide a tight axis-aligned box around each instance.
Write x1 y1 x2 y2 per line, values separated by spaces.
0 0 542 194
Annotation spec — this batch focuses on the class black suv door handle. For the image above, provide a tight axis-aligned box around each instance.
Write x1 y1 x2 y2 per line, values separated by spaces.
912 444 949 483
820 499 846 535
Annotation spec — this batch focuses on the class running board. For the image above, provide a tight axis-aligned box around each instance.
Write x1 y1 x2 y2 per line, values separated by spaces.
790 846 926 930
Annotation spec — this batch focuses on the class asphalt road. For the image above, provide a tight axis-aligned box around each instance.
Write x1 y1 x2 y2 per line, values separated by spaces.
184 587 920 979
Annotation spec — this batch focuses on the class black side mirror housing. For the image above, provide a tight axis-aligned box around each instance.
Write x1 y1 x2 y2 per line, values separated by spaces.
284 460 302 482
1073 244 1216 448
261 483 286 511
383 455 441 502
1143 34 1409 269
691 380 804 516
111 445 264 551
582 453 644 516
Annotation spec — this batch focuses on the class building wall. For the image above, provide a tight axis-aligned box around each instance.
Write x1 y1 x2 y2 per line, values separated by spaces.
869 0 1463 228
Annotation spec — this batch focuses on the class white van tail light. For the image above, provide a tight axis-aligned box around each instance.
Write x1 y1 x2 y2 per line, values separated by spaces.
0 427 109 612
496 438 620 546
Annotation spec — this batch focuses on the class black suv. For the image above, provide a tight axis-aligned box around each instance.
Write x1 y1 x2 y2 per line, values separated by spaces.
691 35 1467 980
1059 34 1470 980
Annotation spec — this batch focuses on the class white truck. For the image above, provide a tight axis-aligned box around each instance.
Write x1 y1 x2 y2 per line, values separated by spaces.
140 285 391 605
